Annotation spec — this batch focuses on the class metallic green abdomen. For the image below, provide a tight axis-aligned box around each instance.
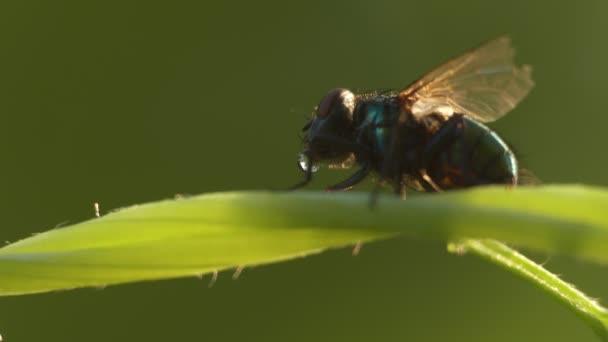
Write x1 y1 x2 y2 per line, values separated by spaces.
426 116 518 189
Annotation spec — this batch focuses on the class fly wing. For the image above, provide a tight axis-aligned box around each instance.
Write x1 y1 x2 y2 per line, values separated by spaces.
399 36 534 123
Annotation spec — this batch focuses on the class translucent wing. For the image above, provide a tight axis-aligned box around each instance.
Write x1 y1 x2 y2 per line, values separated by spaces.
399 36 534 123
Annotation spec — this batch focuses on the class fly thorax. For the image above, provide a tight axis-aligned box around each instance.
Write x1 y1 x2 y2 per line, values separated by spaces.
354 97 401 156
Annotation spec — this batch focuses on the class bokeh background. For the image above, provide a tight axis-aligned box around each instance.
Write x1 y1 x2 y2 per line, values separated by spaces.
1 0 607 341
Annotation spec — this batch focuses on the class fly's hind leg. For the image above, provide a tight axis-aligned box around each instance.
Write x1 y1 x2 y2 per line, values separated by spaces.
418 169 443 192
419 114 469 190
423 114 466 157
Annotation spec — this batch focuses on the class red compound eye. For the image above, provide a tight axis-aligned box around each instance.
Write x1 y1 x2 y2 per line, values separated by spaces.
317 88 348 118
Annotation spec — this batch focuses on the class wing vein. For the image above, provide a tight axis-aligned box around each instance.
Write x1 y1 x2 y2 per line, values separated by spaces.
401 36 534 123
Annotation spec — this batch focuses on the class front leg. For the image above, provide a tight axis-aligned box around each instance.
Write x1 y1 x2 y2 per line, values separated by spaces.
287 164 313 190
326 163 372 191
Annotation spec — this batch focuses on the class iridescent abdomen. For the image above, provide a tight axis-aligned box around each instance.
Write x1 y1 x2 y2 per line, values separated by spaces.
425 116 518 189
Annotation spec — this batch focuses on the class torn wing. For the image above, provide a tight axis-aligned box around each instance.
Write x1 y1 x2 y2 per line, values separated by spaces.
399 36 534 123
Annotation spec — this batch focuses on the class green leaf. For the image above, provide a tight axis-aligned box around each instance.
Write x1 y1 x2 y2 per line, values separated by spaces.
1 184 608 338
1 184 608 295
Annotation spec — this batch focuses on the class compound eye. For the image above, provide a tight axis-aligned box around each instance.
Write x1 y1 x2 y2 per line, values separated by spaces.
317 88 350 118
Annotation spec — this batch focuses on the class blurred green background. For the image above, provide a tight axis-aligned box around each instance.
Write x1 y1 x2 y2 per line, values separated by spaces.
1 0 607 341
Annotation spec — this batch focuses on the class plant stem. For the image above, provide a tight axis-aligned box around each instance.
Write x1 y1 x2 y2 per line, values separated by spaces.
449 239 608 341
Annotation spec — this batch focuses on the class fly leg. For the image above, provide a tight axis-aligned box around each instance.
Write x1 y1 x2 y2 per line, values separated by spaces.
288 134 370 191
326 163 372 191
419 114 467 190
368 121 408 206
368 175 406 206
287 160 314 190
418 170 443 192
423 114 465 156
393 177 407 200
